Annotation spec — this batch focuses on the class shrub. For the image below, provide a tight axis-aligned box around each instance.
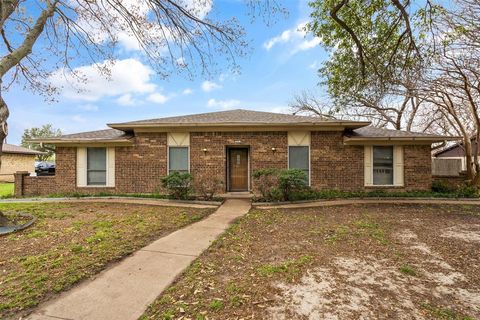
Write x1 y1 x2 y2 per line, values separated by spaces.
432 180 457 193
253 168 309 201
277 169 308 201
194 174 224 200
252 168 281 201
161 172 193 200
457 184 479 198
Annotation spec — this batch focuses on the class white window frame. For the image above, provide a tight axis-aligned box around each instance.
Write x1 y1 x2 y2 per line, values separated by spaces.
288 145 311 186
86 147 108 187
371 145 395 187
77 147 115 188
167 146 190 174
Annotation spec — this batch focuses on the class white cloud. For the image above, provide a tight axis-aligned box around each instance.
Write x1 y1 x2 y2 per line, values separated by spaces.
201 80 222 92
147 92 169 104
50 58 156 102
264 29 294 50
116 94 137 106
263 22 321 55
183 88 193 95
75 0 212 52
207 98 241 110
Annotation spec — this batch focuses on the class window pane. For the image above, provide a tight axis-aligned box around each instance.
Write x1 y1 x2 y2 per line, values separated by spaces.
87 171 107 186
373 146 393 185
289 146 309 182
169 147 189 173
87 148 107 185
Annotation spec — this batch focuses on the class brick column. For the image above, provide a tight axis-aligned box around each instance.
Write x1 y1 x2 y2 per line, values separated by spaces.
14 171 29 197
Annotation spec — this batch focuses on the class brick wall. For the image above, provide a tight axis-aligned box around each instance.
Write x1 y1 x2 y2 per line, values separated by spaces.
404 145 432 191
15 130 434 196
0 153 36 182
190 132 288 192
311 132 364 190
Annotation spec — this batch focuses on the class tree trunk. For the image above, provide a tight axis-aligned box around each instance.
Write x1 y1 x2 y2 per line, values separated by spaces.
0 90 9 227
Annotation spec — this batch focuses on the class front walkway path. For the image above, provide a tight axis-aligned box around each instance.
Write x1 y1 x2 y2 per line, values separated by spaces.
28 199 251 320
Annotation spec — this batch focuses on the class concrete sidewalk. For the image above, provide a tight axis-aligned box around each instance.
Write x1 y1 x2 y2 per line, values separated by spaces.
28 199 251 320
255 198 480 209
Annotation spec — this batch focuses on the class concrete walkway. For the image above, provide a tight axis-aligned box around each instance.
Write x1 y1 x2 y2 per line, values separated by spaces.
255 198 480 209
0 197 219 209
28 199 251 320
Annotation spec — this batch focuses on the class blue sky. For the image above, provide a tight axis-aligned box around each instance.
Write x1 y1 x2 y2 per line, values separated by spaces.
6 0 328 145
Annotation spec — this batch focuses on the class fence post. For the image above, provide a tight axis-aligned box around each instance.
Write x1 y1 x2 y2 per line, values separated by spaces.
14 171 29 197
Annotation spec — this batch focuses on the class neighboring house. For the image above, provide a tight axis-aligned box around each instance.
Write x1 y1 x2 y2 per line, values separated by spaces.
21 109 457 196
434 139 478 171
1 144 44 182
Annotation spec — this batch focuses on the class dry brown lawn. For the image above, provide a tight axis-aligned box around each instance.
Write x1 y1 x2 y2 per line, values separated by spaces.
142 203 480 320
0 202 215 319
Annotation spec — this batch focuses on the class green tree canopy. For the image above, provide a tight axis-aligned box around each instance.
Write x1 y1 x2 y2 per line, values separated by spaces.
21 124 62 161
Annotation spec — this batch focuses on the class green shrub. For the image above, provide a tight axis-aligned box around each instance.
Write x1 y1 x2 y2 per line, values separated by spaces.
432 180 457 193
161 172 193 200
252 169 281 201
457 185 479 198
277 169 308 201
253 168 309 201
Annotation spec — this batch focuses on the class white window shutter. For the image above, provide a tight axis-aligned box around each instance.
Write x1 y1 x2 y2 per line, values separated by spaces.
77 147 87 187
394 145 404 186
364 146 373 186
107 147 116 187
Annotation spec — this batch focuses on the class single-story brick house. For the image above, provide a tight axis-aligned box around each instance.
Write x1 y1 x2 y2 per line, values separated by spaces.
1 144 44 182
17 109 457 196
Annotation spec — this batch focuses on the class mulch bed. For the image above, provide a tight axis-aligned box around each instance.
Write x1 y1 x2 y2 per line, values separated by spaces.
141 203 480 320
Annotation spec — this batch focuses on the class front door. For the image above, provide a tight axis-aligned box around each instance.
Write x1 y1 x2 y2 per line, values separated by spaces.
228 148 249 191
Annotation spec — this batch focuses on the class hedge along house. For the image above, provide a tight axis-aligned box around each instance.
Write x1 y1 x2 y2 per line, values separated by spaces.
16 109 458 197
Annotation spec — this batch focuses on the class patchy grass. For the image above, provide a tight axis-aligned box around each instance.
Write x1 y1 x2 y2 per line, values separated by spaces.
141 204 480 320
421 303 474 320
399 264 418 276
0 183 14 197
0 202 215 319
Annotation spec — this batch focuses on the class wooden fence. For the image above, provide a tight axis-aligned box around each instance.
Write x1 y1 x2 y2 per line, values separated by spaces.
432 158 462 176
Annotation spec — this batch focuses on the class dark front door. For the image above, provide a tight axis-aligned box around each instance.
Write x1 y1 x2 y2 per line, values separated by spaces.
228 148 249 191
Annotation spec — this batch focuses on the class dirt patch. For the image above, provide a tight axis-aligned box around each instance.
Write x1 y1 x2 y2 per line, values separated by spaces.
441 224 480 243
0 202 214 319
141 204 480 320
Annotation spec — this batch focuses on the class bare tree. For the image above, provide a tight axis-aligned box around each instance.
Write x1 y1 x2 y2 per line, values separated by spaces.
0 0 283 223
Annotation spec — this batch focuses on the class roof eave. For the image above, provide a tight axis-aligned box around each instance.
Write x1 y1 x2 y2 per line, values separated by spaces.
344 136 462 145
107 121 371 131
26 138 134 146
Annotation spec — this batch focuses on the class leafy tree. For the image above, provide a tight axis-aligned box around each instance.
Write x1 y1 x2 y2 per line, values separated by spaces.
304 0 480 187
0 0 284 225
21 124 62 161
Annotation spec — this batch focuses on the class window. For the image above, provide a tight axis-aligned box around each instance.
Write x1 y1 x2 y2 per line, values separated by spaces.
169 147 189 174
373 146 394 185
87 147 107 186
288 146 310 184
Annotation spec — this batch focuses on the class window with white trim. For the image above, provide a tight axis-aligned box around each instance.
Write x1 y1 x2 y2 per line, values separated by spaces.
168 147 189 174
373 146 394 185
288 146 310 184
87 147 107 186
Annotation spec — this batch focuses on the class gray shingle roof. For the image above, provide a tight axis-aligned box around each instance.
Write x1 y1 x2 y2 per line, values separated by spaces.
58 129 132 140
3 144 45 155
29 129 133 143
109 109 353 126
349 126 458 139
